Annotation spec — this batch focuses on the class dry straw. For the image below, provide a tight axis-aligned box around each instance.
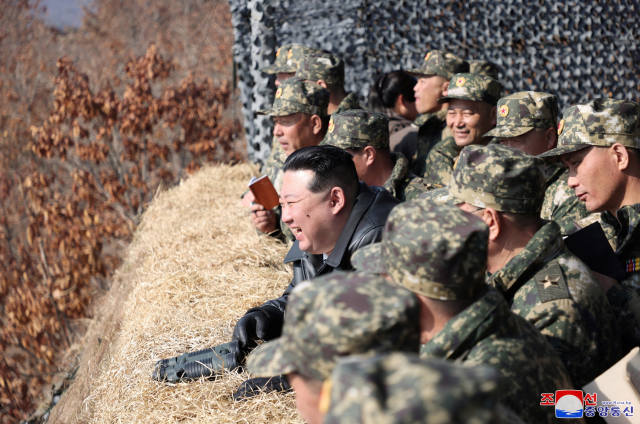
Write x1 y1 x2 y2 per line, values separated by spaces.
51 163 302 423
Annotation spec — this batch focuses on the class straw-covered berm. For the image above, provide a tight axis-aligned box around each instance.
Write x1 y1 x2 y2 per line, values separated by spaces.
49 163 303 423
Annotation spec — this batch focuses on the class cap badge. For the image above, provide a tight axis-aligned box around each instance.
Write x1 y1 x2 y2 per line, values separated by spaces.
275 87 283 99
456 76 466 87
328 118 335 133
557 119 565 136
424 52 432 62
287 49 293 59
276 47 281 57
499 105 509 117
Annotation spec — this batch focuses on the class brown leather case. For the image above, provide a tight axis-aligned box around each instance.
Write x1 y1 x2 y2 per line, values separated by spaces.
248 175 279 210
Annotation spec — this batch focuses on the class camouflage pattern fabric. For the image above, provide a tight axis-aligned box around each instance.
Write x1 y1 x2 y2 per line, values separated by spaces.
407 50 469 79
421 286 577 424
539 98 640 158
438 73 502 106
384 152 417 202
261 44 324 74
333 92 362 114
258 77 330 117
484 92 558 138
469 59 500 80
323 109 390 149
403 177 443 201
323 352 521 424
599 203 640 353
246 272 421 381
541 162 589 236
410 109 449 177
423 135 459 186
351 203 489 301
447 144 547 214
295 52 344 86
486 220 621 388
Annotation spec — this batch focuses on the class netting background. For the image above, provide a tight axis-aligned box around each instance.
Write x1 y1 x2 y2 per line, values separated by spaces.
230 0 640 165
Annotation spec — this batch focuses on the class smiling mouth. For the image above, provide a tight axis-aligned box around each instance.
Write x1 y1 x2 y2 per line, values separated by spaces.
291 226 302 235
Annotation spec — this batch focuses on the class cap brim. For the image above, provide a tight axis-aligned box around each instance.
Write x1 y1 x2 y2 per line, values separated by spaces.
260 66 278 74
246 338 297 377
406 69 436 77
538 144 591 158
437 95 485 104
350 243 385 274
257 107 298 117
416 187 461 206
484 126 533 138
269 65 297 74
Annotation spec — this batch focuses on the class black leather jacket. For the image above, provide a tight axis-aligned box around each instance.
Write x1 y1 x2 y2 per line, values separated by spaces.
249 182 400 317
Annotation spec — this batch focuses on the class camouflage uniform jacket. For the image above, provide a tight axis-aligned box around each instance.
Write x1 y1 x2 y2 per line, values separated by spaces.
384 152 416 202
486 220 620 388
599 203 640 353
420 286 576 424
410 109 448 177
423 135 459 187
260 93 361 242
541 162 589 236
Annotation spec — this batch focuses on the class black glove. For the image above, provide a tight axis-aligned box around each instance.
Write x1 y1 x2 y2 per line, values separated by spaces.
232 305 284 350
233 376 292 401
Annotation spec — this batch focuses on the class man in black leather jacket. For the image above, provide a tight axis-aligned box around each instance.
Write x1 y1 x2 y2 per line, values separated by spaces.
232 145 399 399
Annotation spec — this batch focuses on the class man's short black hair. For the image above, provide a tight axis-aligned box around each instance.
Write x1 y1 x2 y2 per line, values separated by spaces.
283 145 359 200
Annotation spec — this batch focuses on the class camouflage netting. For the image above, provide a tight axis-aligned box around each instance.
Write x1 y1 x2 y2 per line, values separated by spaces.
230 0 640 165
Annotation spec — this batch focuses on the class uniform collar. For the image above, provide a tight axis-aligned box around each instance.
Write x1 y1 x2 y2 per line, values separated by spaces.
383 152 411 196
601 203 640 259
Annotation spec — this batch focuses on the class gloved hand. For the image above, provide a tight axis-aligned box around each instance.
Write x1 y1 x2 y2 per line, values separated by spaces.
233 376 292 401
232 305 284 350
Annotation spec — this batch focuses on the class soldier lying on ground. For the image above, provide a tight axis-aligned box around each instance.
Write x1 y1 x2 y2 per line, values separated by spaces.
323 109 422 201
487 91 588 235
351 203 580 424
233 145 399 397
418 144 620 388
540 98 640 354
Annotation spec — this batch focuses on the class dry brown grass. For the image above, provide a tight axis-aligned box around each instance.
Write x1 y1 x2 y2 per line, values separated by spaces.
48 163 302 423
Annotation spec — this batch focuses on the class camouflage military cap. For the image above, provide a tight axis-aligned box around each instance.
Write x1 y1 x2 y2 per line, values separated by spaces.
258 78 330 117
484 92 558 138
323 109 390 149
438 73 502 106
407 50 469 80
469 59 500 80
295 52 345 86
323 352 501 424
246 272 420 381
539 98 640 158
351 204 488 300
261 44 324 74
431 144 547 213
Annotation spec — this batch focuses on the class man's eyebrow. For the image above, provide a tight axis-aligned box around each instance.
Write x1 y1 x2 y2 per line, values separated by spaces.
283 194 298 199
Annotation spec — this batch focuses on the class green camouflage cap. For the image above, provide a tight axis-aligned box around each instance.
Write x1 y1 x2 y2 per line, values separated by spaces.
351 204 488 301
407 50 469 79
258 77 330 117
469 59 500 80
261 44 324 74
246 272 420 381
323 352 502 424
322 109 390 149
539 98 640 158
422 144 547 213
438 73 502 106
295 52 344 86
484 92 558 138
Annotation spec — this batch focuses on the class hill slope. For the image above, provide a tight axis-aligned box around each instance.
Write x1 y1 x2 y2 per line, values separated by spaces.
49 163 302 423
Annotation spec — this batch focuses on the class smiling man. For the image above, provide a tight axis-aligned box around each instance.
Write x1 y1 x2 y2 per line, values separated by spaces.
233 145 399 397
539 98 640 352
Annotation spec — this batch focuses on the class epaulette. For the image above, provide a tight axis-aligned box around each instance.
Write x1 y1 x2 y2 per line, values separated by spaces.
533 262 571 303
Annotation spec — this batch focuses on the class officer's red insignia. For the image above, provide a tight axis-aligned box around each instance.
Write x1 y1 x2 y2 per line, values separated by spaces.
328 118 335 133
456 76 466 87
275 87 283 99
424 52 432 62
499 105 509 117
557 119 565 135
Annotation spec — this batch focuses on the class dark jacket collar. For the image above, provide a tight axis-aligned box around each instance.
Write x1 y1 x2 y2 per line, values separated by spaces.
283 182 376 267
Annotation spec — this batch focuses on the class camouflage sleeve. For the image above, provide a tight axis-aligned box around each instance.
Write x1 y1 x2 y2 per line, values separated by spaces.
606 283 640 352
403 177 442 201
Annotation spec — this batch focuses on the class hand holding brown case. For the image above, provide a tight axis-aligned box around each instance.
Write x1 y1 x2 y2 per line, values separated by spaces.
248 175 279 210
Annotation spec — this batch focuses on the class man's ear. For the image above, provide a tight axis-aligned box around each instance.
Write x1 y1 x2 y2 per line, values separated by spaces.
329 187 347 215
310 115 323 135
490 106 497 127
442 80 450 96
483 208 501 241
546 127 558 150
612 143 631 171
316 80 328 89
363 146 377 166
